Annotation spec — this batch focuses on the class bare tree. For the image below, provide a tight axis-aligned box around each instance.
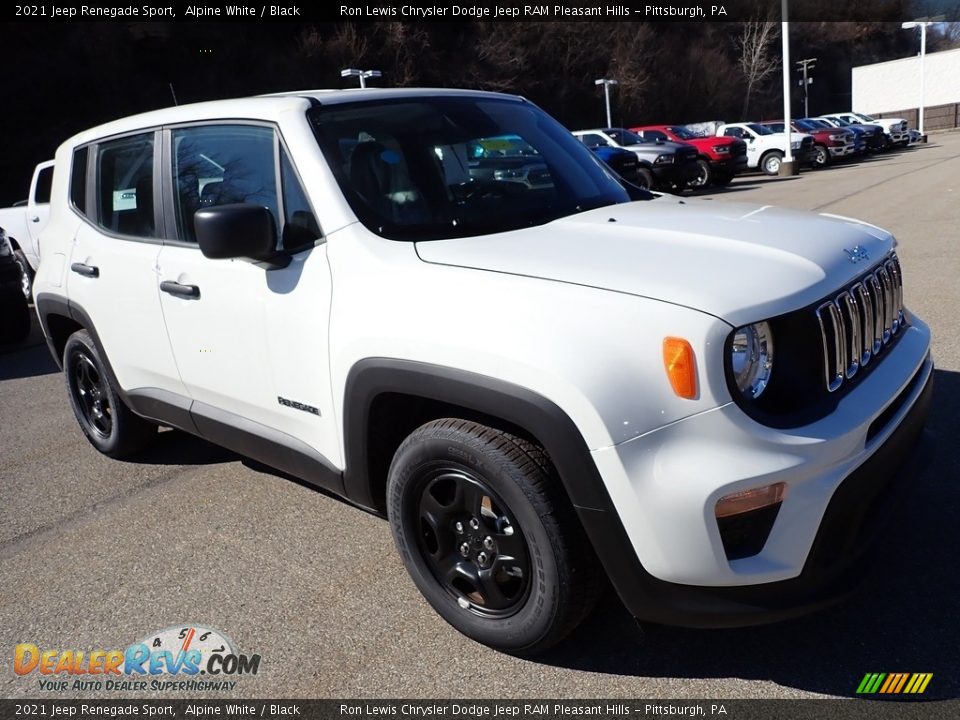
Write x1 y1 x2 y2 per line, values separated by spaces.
940 22 960 48
375 23 432 87
737 21 780 119
607 23 654 123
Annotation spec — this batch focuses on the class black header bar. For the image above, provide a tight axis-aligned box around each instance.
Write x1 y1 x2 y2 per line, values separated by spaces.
0 699 957 720
7 0 960 22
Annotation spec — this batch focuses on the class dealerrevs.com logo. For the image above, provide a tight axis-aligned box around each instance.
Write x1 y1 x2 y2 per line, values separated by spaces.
14 625 261 692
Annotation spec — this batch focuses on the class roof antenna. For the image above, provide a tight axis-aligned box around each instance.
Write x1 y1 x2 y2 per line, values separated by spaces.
169 83 179 106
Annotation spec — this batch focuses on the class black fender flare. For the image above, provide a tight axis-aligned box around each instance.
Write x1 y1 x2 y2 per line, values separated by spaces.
342 358 612 512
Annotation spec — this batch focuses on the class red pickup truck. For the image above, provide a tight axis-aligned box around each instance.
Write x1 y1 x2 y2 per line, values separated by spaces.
630 125 747 188
759 120 857 167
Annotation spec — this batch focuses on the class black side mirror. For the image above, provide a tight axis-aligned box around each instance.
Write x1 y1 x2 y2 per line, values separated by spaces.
195 204 286 267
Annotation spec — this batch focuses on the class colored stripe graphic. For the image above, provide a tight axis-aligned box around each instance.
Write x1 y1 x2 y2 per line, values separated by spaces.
857 672 932 694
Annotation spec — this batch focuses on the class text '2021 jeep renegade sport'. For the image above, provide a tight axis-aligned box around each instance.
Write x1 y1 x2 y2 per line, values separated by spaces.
34 89 932 655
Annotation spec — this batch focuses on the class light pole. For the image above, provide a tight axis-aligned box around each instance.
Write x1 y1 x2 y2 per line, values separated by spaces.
594 78 618 128
901 16 945 137
779 0 797 175
796 57 817 117
341 68 382 89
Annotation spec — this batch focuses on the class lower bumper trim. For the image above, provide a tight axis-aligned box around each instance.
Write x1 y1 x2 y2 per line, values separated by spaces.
580 364 933 629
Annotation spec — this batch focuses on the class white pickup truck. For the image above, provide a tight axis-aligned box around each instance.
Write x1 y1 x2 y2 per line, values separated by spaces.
715 123 814 175
833 112 909 149
0 160 54 298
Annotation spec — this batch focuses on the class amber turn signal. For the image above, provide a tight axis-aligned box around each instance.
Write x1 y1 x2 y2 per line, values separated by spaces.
715 482 788 518
663 337 697 399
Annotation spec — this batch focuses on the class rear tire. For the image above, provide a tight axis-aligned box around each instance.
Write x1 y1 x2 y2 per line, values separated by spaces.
63 329 157 458
387 419 602 655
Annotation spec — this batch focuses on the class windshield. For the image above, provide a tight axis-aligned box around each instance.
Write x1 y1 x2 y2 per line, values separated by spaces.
827 116 851 126
805 119 830 129
667 126 698 140
854 112 875 122
793 119 816 131
747 123 775 135
606 128 646 146
764 122 786 132
309 97 633 240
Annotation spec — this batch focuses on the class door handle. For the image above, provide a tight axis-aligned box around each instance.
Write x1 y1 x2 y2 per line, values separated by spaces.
30 216 40 222
70 262 99 278
160 280 200 299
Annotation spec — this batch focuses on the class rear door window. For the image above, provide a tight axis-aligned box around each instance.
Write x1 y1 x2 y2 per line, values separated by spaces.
96 132 157 239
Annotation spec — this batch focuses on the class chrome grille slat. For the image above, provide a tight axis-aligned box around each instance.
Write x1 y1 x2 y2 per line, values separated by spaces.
852 282 873 367
877 266 893 344
814 253 904 392
837 291 860 379
866 274 884 354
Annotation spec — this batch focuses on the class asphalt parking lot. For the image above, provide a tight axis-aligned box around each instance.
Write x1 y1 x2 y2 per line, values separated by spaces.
2 132 959 701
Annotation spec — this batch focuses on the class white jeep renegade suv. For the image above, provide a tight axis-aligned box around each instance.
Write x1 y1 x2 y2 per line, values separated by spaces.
34 89 932 654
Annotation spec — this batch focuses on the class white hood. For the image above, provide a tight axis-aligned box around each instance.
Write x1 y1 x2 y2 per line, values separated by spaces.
415 197 895 327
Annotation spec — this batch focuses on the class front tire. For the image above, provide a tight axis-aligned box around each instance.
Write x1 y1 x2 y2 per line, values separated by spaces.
813 144 830 168
761 150 783 176
387 419 602 655
689 158 711 189
635 167 654 191
63 329 157 458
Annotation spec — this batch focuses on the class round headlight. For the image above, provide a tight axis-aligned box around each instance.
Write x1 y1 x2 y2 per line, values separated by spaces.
730 322 774 399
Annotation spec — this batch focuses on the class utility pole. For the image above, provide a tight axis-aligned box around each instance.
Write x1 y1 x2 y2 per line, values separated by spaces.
779 0 797 175
594 78 618 128
796 57 817 117
902 16 945 137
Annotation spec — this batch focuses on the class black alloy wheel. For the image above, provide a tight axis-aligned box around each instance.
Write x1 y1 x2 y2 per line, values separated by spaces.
413 469 530 616
63 329 156 457
71 351 113 439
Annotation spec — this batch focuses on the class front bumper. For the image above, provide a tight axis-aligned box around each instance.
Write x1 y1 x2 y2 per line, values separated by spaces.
651 158 699 186
828 143 856 158
709 155 748 173
584 317 932 627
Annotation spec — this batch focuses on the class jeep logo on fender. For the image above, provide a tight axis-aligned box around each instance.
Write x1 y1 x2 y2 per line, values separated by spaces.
277 396 320 416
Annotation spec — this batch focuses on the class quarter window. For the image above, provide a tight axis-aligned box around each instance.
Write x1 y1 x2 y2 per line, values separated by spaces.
96 133 157 239
279 148 320 252
34 166 54 204
70 147 89 216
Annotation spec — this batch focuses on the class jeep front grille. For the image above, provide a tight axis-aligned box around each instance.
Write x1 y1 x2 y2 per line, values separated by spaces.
815 255 904 392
